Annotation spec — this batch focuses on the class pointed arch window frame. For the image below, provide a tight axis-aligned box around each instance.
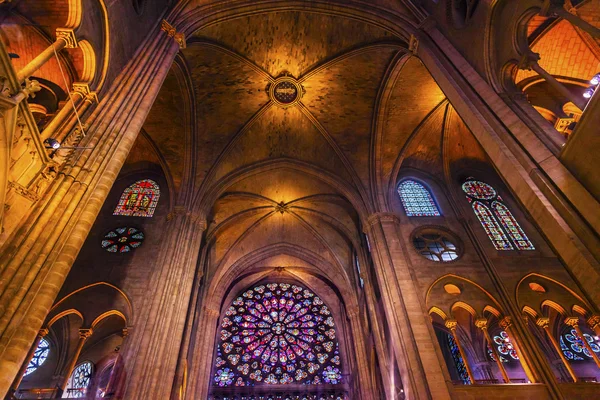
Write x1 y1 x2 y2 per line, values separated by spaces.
462 179 534 251
113 179 160 218
397 179 442 217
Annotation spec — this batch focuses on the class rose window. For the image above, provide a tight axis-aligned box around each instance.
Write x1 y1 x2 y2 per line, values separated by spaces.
101 227 144 253
212 283 343 391
560 329 600 360
487 331 519 362
24 338 50 376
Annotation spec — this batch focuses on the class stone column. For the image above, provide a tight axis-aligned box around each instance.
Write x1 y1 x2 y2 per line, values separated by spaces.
565 317 600 368
475 319 509 383
518 52 587 111
499 317 536 383
536 317 577 382
123 210 205 399
60 328 93 391
365 213 451 400
40 83 95 141
445 320 475 384
0 30 179 399
9 328 48 393
541 0 600 39
185 306 220 399
16 28 77 83
347 309 376 400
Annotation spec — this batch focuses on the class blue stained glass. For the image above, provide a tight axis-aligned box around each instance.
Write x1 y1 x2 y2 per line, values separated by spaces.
24 338 50 376
397 180 441 216
448 334 470 385
561 329 600 360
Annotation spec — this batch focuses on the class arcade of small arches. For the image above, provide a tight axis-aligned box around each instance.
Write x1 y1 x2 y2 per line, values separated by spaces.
1 1 600 400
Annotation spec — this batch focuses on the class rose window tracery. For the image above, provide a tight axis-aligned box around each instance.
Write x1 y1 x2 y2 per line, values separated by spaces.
212 283 343 390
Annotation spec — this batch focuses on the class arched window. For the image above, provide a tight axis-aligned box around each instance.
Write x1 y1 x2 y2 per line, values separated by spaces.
63 361 93 398
24 338 50 376
462 179 534 251
447 334 470 385
113 179 160 217
354 253 364 288
397 179 441 216
560 329 600 361
211 283 345 399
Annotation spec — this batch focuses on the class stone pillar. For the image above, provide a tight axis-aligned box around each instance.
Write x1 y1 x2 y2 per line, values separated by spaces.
536 317 577 382
347 309 376 400
16 28 77 83
0 30 179 399
499 317 536 383
518 52 587 111
60 328 93 391
445 320 475 384
185 306 220 399
541 0 600 39
41 83 96 141
9 328 48 393
365 213 451 400
475 319 509 383
123 210 205 399
565 317 600 369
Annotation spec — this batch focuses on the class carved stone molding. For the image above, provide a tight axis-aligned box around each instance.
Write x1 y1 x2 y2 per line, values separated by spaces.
161 20 186 49
367 212 401 226
8 181 38 202
55 28 78 49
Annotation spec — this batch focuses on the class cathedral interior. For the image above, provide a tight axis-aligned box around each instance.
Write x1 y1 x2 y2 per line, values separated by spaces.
1 0 600 399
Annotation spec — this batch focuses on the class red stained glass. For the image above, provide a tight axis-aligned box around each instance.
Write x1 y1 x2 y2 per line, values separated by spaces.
113 179 160 217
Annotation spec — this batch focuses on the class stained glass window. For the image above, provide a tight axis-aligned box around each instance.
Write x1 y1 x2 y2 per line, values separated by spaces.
113 179 160 217
447 334 470 385
101 227 144 253
487 331 518 363
64 361 93 398
462 179 534 251
211 283 343 396
413 231 459 262
397 180 441 216
492 202 535 251
560 329 600 361
354 254 364 288
24 338 50 376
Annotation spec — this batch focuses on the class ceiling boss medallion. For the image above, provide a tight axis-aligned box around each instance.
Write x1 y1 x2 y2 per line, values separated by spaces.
269 74 304 108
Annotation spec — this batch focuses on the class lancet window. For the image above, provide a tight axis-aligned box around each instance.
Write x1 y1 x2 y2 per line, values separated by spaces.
397 180 441 216
113 179 160 217
447 334 470 385
462 179 534 250
211 283 344 398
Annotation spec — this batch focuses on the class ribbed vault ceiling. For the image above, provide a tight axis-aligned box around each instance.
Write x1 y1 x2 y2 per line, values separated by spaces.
135 10 489 285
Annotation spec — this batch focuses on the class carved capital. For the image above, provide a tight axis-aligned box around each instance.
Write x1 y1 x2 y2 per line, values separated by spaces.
79 328 93 339
564 316 579 327
517 51 540 71
367 212 400 226
161 20 186 49
72 82 91 96
445 319 458 330
122 328 130 338
587 315 600 329
536 317 550 329
408 34 419 55
39 328 49 337
475 318 488 330
499 316 513 330
55 28 78 48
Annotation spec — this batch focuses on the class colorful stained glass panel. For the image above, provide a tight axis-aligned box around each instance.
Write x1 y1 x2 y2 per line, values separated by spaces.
24 338 50 376
113 179 160 217
448 334 470 385
397 180 441 216
212 283 342 388
471 202 513 250
492 202 534 250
